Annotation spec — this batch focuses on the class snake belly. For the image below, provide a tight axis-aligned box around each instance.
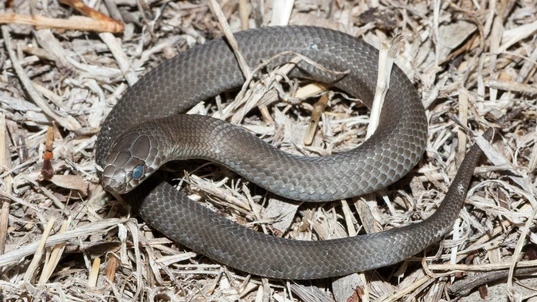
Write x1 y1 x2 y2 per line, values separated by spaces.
96 26 477 280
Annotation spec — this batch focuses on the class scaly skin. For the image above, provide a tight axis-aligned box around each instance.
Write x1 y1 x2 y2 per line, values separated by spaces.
95 26 493 279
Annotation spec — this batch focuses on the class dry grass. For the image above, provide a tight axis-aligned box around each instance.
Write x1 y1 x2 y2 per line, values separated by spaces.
0 0 536 301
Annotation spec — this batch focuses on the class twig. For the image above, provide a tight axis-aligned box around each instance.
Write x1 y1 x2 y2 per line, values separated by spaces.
0 14 123 33
23 218 56 283
0 114 10 255
449 267 537 296
0 218 127 267
208 0 251 79
100 33 138 86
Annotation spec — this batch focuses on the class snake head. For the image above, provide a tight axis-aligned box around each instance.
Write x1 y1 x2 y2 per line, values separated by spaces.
102 132 162 194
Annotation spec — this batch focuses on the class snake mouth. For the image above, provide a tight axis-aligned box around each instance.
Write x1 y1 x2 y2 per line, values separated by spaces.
102 165 130 194
102 176 129 194
103 181 127 195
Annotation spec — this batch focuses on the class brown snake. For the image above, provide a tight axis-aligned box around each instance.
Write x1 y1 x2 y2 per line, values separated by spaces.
96 26 503 279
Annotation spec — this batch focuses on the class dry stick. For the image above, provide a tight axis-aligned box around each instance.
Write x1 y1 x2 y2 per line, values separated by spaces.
1 26 81 131
366 40 394 138
23 218 56 283
341 200 357 236
100 33 138 86
98 0 137 86
126 220 144 301
429 259 537 272
295 83 332 99
383 275 445 302
38 218 71 284
0 114 11 255
499 19 537 53
102 0 124 21
457 92 469 167
432 0 441 66
59 0 119 24
271 0 294 26
488 8 503 105
208 0 251 79
361 39 397 220
34 29 72 72
239 0 250 30
487 79 537 95
449 267 537 296
0 14 123 33
105 254 118 282
83 0 134 87
208 0 276 124
88 257 101 287
0 218 126 267
509 201 537 296
304 93 329 146
39 125 55 180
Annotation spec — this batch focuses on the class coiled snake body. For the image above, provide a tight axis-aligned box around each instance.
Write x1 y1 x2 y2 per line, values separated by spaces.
96 26 485 279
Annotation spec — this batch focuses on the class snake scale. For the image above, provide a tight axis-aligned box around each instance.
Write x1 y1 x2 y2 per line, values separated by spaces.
95 26 492 279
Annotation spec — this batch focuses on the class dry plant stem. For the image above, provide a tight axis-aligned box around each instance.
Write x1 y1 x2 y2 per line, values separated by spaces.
509 203 537 295
384 275 434 302
271 0 294 26
59 0 120 23
499 19 537 52
428 260 537 272
39 125 55 180
102 0 123 21
0 14 123 33
351 35 396 297
33 29 72 72
488 7 502 105
457 92 468 167
449 267 537 296
38 218 70 284
295 83 332 98
126 220 143 300
341 200 356 236
105 254 118 282
0 114 10 255
208 0 251 79
208 0 276 124
366 43 392 139
304 93 329 145
1 26 81 131
487 79 537 95
100 33 138 86
88 257 101 287
23 218 56 283
0 218 127 267
239 0 250 30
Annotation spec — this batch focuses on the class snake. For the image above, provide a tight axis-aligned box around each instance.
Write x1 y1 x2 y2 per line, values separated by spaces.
95 26 491 279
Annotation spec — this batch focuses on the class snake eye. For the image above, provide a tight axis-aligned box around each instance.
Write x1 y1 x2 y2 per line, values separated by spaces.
132 165 144 180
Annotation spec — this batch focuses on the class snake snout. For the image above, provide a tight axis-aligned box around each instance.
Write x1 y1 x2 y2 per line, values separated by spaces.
102 165 128 194
102 133 158 194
